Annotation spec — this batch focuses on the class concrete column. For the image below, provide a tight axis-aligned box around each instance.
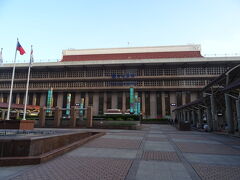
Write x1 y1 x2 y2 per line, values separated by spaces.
75 93 81 105
39 107 46 128
1 109 6 120
170 92 176 119
16 93 20 104
111 93 117 109
225 94 234 133
150 91 157 118
161 92 166 117
53 107 61 127
40 93 47 107
122 92 126 113
236 99 240 135
103 92 107 113
210 94 218 131
86 106 93 128
197 109 203 128
206 106 213 131
57 92 64 108
32 93 37 106
141 92 146 117
187 111 191 123
69 106 77 127
93 93 99 116
85 92 89 108
191 92 198 102
182 92 186 105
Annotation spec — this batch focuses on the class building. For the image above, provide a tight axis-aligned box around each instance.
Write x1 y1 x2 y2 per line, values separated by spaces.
0 45 240 119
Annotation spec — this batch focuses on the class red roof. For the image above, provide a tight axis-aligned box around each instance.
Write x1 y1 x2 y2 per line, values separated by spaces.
61 51 202 62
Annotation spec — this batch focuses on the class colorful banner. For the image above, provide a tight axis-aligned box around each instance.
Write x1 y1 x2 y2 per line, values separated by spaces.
134 92 138 115
137 97 141 115
66 93 71 115
46 88 53 114
130 87 134 114
80 98 84 116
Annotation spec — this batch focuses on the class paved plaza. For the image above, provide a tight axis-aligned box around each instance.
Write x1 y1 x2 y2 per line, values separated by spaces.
1 125 240 180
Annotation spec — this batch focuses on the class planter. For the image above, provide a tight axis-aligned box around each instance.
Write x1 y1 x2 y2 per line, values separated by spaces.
0 120 35 130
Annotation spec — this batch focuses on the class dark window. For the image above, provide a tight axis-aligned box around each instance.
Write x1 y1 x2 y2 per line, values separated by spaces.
12 93 16 104
36 93 41 106
19 93 24 104
107 93 111 109
98 93 104 114
145 92 150 116
88 92 93 106
126 92 130 110
186 91 191 104
28 93 33 105
165 92 170 115
117 92 122 109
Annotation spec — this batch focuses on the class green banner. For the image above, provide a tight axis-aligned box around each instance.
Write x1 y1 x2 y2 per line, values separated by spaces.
46 88 53 114
130 88 134 114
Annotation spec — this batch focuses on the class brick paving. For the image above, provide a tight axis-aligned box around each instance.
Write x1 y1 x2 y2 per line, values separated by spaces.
84 138 142 149
141 151 180 162
176 142 240 155
2 124 240 180
9 156 133 180
192 163 240 180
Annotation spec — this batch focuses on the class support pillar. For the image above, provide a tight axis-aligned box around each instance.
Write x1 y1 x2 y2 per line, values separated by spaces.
170 92 176 119
40 93 46 107
111 93 117 109
161 92 166 117
236 99 240 135
192 111 196 127
225 94 234 133
86 106 93 128
0 94 3 103
150 91 157 118
210 94 218 131
53 107 61 127
197 109 203 128
69 106 77 127
39 107 46 128
103 92 107 113
122 92 126 114
16 93 20 104
206 106 213 131
57 92 63 108
32 93 37 106
141 92 146 117
75 93 81 105
93 93 99 116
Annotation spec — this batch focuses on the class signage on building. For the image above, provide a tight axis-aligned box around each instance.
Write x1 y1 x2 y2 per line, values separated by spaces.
111 73 136 79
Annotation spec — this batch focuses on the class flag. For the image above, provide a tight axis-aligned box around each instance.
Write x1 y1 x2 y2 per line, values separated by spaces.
0 48 3 65
17 41 26 55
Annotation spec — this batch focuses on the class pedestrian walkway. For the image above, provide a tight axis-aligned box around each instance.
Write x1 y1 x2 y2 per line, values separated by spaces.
1 125 240 180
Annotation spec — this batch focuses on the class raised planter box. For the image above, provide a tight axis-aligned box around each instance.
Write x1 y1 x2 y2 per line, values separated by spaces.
0 131 104 166
93 121 141 130
0 120 34 130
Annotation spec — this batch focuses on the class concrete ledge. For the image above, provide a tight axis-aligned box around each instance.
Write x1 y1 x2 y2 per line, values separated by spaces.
0 120 35 130
0 132 105 166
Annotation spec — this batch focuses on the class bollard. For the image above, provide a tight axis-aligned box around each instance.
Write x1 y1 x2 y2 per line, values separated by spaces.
69 106 77 128
86 106 93 128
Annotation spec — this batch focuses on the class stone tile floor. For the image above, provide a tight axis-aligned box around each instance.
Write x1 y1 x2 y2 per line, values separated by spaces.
1 124 240 180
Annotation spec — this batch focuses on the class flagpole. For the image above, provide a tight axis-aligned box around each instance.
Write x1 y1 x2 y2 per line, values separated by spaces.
6 39 18 120
23 45 33 120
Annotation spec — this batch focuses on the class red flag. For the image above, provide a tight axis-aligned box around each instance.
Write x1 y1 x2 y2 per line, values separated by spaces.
17 41 26 55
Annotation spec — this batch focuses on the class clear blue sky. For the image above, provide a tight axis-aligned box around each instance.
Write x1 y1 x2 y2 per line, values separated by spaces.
0 0 240 63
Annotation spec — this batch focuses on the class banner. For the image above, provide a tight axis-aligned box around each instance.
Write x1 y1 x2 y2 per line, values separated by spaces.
134 92 138 115
130 88 134 114
80 98 84 117
66 93 71 115
46 88 53 115
137 97 141 115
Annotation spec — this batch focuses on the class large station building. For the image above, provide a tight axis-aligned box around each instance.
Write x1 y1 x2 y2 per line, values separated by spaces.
0 44 240 119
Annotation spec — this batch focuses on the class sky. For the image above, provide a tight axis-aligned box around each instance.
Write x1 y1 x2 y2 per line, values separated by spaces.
0 0 240 63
